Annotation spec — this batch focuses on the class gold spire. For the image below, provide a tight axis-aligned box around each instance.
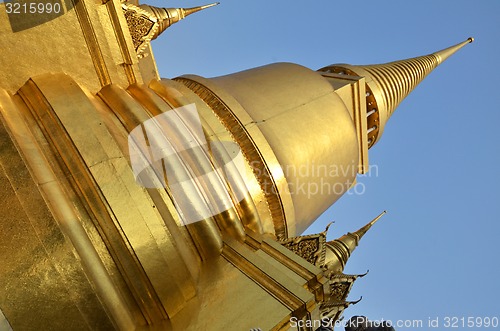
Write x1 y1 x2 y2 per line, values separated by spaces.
324 211 386 273
319 38 473 148
139 2 220 40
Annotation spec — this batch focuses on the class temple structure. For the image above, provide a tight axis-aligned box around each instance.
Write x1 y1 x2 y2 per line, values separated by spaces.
0 1 472 330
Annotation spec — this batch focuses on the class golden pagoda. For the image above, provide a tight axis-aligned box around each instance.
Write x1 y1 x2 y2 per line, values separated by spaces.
0 1 472 330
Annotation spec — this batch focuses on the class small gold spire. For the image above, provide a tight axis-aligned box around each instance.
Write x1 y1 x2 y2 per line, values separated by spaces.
324 211 386 273
138 2 220 40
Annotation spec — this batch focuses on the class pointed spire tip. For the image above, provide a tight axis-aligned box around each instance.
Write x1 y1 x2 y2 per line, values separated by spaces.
197 2 220 10
204 2 220 8
370 210 387 225
184 2 220 17
468 37 474 43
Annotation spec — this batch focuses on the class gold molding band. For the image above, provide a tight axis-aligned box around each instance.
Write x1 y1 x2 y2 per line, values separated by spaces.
106 0 136 84
174 77 288 240
73 0 111 86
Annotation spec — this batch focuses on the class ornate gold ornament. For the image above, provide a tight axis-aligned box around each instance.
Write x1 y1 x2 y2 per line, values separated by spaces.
122 2 219 56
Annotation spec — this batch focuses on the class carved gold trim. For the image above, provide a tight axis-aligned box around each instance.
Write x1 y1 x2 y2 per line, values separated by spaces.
279 231 328 267
122 4 158 56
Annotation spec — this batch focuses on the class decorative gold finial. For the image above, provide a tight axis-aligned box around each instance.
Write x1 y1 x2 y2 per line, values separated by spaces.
350 296 363 305
319 38 473 148
320 296 363 320
324 211 387 274
322 221 335 234
122 2 220 56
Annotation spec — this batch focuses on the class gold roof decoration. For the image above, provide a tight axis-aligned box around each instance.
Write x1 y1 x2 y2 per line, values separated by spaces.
279 222 333 266
122 2 219 56
319 38 474 148
122 3 158 55
319 296 363 321
327 272 369 303
318 272 367 319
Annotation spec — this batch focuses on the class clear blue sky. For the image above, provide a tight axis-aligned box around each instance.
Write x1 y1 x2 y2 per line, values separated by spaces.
154 1 500 329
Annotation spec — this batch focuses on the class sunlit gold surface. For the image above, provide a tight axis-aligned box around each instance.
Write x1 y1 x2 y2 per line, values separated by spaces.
0 1 472 329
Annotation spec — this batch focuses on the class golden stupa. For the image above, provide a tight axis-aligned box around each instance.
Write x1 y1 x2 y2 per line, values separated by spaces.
0 1 472 330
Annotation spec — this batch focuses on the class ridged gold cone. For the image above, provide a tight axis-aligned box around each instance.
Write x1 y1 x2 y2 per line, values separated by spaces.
320 38 473 148
360 38 473 120
324 211 386 273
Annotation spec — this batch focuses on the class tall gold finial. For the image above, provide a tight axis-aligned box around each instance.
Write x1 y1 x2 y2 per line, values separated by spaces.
324 211 386 274
319 38 473 148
